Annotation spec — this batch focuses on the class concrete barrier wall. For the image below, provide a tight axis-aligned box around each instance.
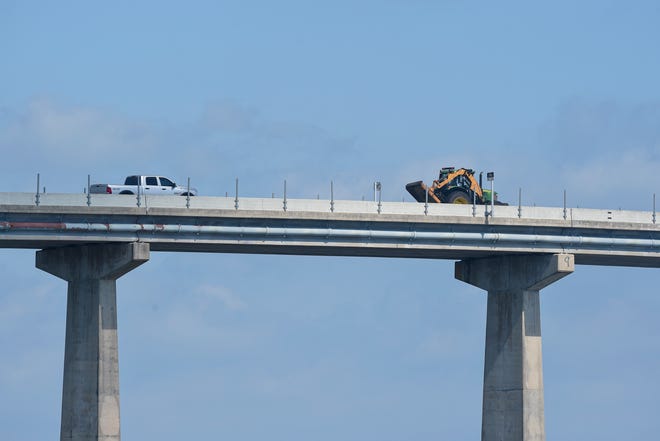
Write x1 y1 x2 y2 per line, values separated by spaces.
0 192 656 225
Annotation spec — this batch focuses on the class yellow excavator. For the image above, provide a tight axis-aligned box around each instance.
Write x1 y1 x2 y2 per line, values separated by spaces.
406 167 506 205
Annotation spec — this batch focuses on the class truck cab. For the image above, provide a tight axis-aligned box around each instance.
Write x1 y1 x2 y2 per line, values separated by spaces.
124 176 179 195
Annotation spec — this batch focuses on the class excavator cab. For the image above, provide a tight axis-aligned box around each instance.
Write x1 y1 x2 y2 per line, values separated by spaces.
439 167 455 181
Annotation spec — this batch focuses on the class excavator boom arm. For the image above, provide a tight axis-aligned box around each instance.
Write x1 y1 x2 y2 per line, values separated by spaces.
431 169 483 198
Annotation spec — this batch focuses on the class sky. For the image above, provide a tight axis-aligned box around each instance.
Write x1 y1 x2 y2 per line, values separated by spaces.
1 1 659 440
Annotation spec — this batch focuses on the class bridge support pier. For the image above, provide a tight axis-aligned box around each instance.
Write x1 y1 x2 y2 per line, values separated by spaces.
36 243 150 441
455 253 574 441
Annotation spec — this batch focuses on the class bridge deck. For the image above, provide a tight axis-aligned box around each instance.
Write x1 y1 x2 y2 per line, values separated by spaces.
1 193 659 267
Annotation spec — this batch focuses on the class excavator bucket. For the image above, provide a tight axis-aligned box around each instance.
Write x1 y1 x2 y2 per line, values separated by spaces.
406 181 440 203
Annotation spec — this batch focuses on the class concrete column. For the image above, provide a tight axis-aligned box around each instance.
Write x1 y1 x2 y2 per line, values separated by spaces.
36 243 149 441
455 253 574 441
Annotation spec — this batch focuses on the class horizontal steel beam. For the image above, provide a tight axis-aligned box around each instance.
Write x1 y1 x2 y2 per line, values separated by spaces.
1 221 658 249
1 210 659 267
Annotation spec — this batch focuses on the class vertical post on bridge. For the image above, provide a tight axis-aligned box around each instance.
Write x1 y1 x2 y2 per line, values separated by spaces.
376 181 382 214
186 177 191 209
36 243 150 441
330 180 335 213
87 175 92 207
35 173 41 206
234 178 239 210
455 253 574 441
283 179 287 212
653 193 656 224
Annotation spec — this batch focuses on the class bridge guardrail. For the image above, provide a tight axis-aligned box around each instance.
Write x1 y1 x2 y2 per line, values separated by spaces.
0 192 656 225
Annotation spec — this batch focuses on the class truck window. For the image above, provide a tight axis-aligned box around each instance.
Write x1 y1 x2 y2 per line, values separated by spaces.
146 177 158 186
159 177 175 187
124 176 138 185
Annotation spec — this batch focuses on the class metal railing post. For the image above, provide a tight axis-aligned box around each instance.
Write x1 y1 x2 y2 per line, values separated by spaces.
87 175 91 206
485 175 494 218
425 187 429 215
490 179 494 218
234 178 239 210
136 182 141 207
563 189 567 220
377 183 382 214
186 177 191 209
35 173 40 206
283 179 287 212
653 193 656 224
330 180 335 213
472 191 476 217
518 187 522 218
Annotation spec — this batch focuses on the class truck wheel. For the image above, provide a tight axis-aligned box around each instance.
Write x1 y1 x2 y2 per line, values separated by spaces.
119 191 134 195
445 189 471 204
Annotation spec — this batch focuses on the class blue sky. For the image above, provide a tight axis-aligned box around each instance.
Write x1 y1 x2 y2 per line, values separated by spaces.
1 1 660 440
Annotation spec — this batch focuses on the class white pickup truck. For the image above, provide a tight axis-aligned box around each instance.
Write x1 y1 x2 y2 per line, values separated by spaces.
90 175 198 196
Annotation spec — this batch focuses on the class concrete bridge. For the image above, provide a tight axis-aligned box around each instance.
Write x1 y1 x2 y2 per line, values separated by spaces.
1 192 659 441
